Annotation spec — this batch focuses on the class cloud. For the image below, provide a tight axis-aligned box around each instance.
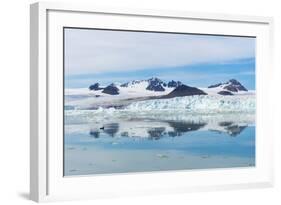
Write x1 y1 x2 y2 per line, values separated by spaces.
65 28 255 75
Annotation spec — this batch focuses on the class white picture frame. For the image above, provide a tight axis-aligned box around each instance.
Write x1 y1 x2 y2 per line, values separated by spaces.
30 2 274 202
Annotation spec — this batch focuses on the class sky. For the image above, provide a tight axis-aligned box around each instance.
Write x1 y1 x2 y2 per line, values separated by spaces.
64 28 255 90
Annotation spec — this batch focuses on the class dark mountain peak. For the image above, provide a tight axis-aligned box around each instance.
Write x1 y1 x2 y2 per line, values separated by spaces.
167 80 182 88
163 84 207 98
146 78 183 91
146 77 165 92
120 77 182 91
89 83 103 91
102 84 119 95
173 84 206 94
208 83 222 88
208 79 248 92
228 79 240 84
224 79 247 92
147 77 163 83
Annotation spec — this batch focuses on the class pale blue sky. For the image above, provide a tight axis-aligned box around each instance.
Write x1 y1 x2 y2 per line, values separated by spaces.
64 28 255 89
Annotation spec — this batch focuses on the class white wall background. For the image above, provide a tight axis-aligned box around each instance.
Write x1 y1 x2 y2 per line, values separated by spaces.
0 0 280 204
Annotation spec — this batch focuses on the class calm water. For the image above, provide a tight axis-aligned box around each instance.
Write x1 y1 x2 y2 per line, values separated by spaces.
64 112 255 176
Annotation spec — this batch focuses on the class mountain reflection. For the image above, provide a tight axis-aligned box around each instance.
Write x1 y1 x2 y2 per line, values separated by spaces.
102 123 119 137
147 127 166 140
89 130 100 138
146 121 207 140
217 121 247 137
168 121 206 134
89 119 249 140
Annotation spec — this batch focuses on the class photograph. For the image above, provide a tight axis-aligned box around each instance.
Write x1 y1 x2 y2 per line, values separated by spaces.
63 28 256 176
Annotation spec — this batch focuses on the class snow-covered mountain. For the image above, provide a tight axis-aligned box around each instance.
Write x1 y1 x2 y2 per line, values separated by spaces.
119 77 181 92
66 78 254 110
87 78 249 97
87 77 209 98
207 79 248 94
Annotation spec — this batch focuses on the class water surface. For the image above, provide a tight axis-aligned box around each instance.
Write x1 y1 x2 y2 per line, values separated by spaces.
64 111 255 176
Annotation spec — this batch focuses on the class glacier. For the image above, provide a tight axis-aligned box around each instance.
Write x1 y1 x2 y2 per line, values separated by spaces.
65 94 255 131
125 94 255 113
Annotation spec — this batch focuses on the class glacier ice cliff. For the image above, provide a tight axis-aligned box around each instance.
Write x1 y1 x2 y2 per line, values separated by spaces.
124 95 255 113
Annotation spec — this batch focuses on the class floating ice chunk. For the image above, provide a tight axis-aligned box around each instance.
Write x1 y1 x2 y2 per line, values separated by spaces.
156 154 169 159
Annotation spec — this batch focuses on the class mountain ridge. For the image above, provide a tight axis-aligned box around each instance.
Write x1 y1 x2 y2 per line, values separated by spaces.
88 78 248 97
208 79 248 92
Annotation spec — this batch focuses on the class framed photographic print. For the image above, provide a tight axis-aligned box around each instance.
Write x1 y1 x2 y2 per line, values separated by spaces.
30 2 274 202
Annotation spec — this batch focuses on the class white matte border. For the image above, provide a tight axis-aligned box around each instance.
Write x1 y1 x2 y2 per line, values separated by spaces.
30 2 274 202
